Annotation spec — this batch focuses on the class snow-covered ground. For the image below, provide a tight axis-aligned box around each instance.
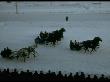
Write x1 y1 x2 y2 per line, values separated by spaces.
0 1 110 76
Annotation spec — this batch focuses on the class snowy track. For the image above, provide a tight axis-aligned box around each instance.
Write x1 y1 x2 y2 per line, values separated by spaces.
0 2 110 76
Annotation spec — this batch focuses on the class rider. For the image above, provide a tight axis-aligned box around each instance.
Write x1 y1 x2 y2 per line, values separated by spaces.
74 40 77 45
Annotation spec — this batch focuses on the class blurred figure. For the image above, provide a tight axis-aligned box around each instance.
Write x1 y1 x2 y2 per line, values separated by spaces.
66 16 69 22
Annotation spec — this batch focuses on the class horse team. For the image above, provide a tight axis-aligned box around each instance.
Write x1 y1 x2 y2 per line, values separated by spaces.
34 27 102 53
70 37 102 53
0 45 38 62
0 27 102 62
35 28 65 46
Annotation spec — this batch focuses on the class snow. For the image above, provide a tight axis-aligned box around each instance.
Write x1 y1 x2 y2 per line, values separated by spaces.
0 1 110 76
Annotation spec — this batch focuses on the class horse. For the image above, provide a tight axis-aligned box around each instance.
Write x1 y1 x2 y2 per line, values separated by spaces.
58 28 66 38
69 37 102 53
14 45 39 62
26 45 39 58
14 48 28 62
45 33 57 46
35 28 66 46
81 37 102 53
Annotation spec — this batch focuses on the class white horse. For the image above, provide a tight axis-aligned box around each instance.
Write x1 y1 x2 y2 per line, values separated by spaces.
13 44 39 62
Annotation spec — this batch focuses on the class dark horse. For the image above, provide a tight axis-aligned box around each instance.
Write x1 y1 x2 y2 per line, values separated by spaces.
81 37 102 53
34 28 66 46
70 37 102 53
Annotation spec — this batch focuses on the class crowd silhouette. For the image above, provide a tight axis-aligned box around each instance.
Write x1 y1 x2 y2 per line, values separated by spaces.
0 68 109 81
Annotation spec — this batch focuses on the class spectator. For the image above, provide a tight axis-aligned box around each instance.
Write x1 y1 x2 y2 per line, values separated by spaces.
66 16 69 22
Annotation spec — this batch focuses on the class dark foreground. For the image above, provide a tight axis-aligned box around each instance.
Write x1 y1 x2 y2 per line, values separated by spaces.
0 68 109 81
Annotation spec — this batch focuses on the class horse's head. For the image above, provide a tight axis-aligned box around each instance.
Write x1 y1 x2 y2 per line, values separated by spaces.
70 40 72 43
59 28 66 32
93 37 102 42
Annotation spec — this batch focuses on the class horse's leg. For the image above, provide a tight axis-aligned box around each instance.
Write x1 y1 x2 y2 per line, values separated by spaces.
84 47 87 53
46 41 48 45
90 48 93 54
32 51 36 57
35 51 39 56
93 47 96 52
87 48 89 52
52 41 56 47
85 49 87 53
23 54 26 62
33 53 36 57
84 47 89 53
90 47 96 54
15 56 19 60
23 57 26 62
27 52 30 58
16 52 19 60
16 55 19 60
